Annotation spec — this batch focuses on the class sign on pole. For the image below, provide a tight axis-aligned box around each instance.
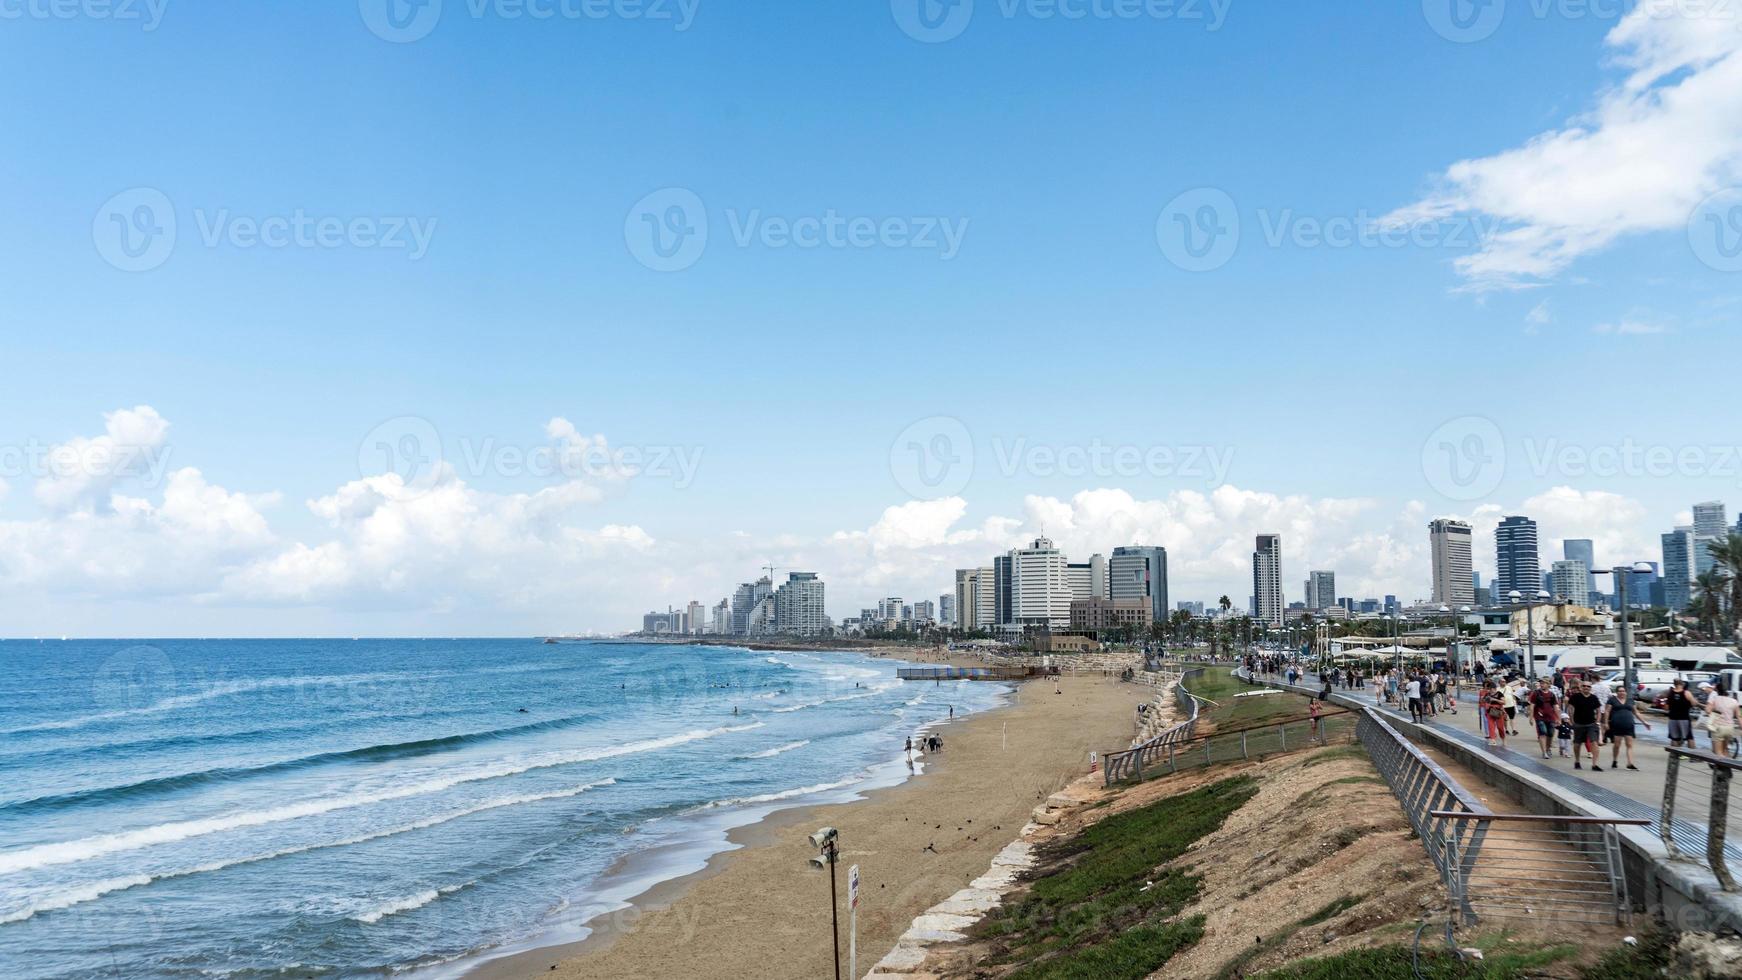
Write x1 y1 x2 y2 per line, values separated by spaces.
847 865 860 979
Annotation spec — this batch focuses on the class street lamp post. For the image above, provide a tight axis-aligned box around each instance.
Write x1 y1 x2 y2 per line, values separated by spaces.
1594 563 1655 696
1509 589 1551 681
1457 605 1471 693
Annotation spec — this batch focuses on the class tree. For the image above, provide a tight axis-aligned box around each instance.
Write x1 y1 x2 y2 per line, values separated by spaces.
1692 569 1728 639
1705 531 1742 642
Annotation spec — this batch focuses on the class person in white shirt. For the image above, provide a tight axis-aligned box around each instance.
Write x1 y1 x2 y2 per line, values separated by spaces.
1405 675 1425 723
1589 676 1614 742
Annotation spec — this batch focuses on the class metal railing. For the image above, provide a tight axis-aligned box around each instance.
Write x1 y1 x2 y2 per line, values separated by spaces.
1102 668 1202 785
1662 746 1742 891
1357 706 1641 925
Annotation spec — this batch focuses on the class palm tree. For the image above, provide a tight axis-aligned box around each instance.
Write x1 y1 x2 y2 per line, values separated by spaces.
1693 569 1728 639
1706 531 1742 641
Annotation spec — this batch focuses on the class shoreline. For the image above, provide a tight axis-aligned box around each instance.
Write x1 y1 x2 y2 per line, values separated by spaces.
457 667 1145 980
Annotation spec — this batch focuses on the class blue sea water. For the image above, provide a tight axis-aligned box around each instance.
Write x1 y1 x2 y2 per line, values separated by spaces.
0 639 1008 979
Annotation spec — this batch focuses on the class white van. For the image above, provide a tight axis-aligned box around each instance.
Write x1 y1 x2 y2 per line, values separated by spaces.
1544 648 1658 675
1597 668 1716 700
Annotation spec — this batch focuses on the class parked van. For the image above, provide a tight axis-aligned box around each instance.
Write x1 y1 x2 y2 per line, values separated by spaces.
1544 648 1659 675
1597 668 1716 700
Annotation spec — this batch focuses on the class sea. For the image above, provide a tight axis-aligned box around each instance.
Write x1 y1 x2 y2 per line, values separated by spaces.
0 638 1009 979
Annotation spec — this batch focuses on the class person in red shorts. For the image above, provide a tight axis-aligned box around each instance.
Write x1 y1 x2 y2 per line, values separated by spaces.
1482 680 1508 747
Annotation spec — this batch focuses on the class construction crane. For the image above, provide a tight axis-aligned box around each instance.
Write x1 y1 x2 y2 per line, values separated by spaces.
762 563 784 581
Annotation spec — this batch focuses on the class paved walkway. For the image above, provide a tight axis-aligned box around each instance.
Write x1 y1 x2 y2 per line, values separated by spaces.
1246 668 1742 874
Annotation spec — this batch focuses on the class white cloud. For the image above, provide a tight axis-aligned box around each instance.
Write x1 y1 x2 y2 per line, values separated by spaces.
1593 318 1669 334
1526 300 1553 333
35 406 173 513
1390 6 1742 289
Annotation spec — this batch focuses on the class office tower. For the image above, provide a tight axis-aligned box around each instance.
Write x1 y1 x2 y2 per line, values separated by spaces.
730 581 759 634
975 566 996 629
1627 562 1659 610
685 600 705 635
953 569 979 630
911 599 935 624
1110 546 1170 624
1563 539 1596 598
878 597 904 624
1066 561 1093 600
712 598 730 634
1010 536 1071 629
993 555 1014 627
939 594 955 627
1253 534 1283 626
1551 560 1589 606
1305 570 1335 611
1495 516 1541 601
1694 501 1728 576
1662 527 1697 613
773 572 826 635
1429 519 1476 606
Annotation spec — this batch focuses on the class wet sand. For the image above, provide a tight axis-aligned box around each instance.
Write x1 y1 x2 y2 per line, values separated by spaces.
464 672 1146 980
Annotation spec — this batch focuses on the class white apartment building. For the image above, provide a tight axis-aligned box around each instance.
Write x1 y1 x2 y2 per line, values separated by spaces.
1010 536 1071 629
1429 518 1476 607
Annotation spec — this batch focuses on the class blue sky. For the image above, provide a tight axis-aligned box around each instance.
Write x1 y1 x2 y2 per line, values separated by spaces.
1 2 1739 635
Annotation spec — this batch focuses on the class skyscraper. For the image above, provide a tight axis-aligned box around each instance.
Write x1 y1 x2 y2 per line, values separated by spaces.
1305 570 1335 611
1562 539 1596 598
1550 560 1589 607
953 568 980 632
1429 519 1476 606
993 555 1014 628
938 594 955 627
1109 546 1169 625
1495 516 1541 601
1662 527 1697 614
773 572 826 635
1253 534 1283 626
1694 501 1728 576
975 566 995 630
1010 536 1071 629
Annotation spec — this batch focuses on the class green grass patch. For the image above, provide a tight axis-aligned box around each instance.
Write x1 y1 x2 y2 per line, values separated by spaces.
979 775 1256 979
1190 667 1318 729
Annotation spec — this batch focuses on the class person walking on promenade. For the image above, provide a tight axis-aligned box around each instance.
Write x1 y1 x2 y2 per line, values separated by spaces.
1567 681 1604 771
1665 679 1698 748
1372 672 1385 706
1528 677 1560 760
1482 681 1508 747
1386 671 1399 707
1405 673 1424 724
1501 678 1521 736
1602 688 1649 770
1707 682 1742 759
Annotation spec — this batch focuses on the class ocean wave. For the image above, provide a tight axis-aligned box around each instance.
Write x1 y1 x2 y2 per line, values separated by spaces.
3 712 600 814
696 776 865 810
0 672 421 736
766 686 895 714
0 723 761 875
352 882 469 925
0 781 614 925
737 740 809 760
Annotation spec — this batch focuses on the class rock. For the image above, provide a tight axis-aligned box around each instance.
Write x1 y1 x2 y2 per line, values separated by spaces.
872 944 930 973
930 888 1002 915
1673 932 1742 978
1031 808 1060 826
903 927 970 944
1046 793 1079 809
911 912 979 934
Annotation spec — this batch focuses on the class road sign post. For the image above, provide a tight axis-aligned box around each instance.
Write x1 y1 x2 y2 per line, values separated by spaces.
848 864 860 980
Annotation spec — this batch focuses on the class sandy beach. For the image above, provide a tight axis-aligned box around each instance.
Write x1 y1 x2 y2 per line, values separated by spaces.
464 672 1148 980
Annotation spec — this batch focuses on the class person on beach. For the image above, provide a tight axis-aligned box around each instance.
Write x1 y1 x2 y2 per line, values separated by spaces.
1566 681 1603 771
1309 698 1322 738
1528 677 1560 760
1665 679 1697 748
1707 682 1742 759
1482 681 1508 747
1602 688 1649 770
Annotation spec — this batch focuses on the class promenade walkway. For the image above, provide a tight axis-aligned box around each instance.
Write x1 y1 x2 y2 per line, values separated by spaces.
1243 667 1742 878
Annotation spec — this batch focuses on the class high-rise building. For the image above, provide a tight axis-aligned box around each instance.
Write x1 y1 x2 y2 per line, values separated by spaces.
772 572 826 635
1010 536 1071 629
1562 539 1596 599
712 598 730 634
1662 527 1697 614
939 594 955 627
1627 562 1658 610
1495 516 1541 601
1694 501 1728 576
878 597 904 624
730 581 760 634
685 600 705 635
1429 519 1476 606
911 599 935 624
953 569 978 630
975 566 995 629
1109 546 1169 624
993 555 1014 628
1253 534 1283 626
1550 560 1589 606
1066 556 1107 601
1305 570 1335 611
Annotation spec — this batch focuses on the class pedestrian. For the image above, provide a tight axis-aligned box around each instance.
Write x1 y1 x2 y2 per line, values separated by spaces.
1405 673 1424 724
1665 679 1697 748
1707 682 1742 759
1556 716 1573 757
1372 672 1385 706
1501 679 1521 736
1482 681 1508 748
1528 677 1560 760
1602 688 1649 771
1566 680 1604 771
